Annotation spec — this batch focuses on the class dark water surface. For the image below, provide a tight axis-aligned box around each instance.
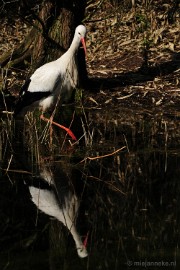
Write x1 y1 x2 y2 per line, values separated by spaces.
0 105 179 269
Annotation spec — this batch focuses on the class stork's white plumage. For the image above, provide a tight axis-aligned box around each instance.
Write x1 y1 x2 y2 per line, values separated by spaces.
28 168 88 258
14 25 86 139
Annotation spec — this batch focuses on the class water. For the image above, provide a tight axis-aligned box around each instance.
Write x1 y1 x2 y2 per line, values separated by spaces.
0 105 179 269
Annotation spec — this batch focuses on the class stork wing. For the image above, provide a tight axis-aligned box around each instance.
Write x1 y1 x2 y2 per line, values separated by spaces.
28 62 62 93
14 63 62 117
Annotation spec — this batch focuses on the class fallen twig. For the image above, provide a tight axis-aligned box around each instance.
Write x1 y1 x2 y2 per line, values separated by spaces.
116 93 135 100
1 168 32 175
80 146 126 163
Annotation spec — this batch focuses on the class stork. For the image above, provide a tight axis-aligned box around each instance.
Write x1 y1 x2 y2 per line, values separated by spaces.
27 167 88 258
14 25 87 141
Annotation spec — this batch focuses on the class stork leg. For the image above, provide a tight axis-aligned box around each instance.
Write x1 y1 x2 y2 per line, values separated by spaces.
83 231 89 248
40 114 77 141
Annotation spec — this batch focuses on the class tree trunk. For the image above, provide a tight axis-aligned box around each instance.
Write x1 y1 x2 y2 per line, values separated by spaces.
44 0 88 85
29 0 87 72
0 0 87 83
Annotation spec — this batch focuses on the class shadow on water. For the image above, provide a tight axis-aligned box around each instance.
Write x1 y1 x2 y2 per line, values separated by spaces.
0 103 179 269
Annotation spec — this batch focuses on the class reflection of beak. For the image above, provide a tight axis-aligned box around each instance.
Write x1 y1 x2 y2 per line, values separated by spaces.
80 37 87 56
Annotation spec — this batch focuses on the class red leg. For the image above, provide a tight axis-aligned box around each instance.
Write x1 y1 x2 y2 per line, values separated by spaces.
40 114 77 141
83 231 89 248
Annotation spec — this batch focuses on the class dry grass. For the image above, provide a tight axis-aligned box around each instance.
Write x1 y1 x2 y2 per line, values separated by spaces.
0 0 179 109
85 0 180 72
81 0 180 111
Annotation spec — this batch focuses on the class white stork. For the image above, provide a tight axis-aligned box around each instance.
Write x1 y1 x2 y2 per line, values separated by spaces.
14 25 87 140
27 167 88 258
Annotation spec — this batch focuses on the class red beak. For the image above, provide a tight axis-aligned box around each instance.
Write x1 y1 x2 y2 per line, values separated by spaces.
81 37 87 55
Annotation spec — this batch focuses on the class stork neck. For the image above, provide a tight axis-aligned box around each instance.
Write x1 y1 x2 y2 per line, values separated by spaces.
68 35 80 55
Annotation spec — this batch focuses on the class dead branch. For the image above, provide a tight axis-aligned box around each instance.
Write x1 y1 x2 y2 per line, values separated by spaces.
80 146 126 163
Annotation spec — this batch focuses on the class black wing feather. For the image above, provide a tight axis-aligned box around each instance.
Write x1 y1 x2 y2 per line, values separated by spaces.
19 78 31 96
14 78 51 117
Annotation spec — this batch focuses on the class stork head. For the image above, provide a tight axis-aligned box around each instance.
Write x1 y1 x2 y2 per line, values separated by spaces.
75 25 87 55
77 244 88 258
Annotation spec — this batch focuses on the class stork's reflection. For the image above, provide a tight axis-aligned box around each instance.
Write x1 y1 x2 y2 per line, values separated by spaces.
13 111 88 259
25 163 88 258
